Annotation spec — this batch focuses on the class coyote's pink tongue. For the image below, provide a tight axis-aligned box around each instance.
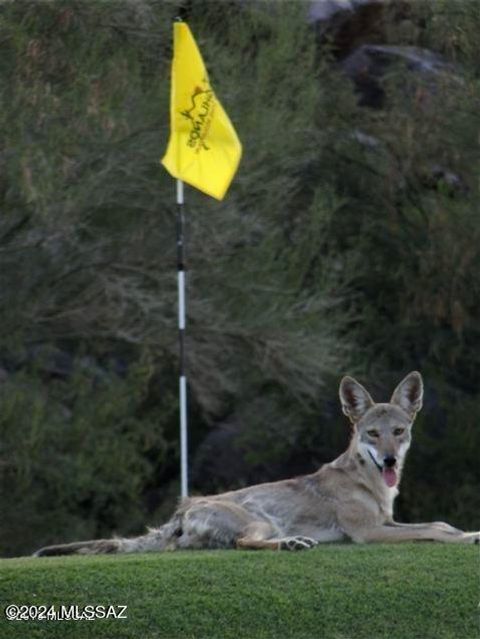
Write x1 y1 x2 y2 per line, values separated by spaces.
382 467 397 487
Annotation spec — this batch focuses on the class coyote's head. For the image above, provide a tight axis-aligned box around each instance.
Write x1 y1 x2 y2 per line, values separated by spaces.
339 372 423 488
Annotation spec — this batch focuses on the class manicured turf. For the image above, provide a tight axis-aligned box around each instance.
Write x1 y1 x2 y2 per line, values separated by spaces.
0 544 478 638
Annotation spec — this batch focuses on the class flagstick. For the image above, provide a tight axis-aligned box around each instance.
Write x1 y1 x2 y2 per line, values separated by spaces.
176 178 188 498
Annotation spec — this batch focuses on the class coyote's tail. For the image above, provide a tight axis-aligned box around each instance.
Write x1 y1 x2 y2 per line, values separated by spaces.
33 521 178 557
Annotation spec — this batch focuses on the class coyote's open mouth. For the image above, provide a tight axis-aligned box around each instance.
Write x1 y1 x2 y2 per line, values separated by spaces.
382 467 397 487
368 450 397 487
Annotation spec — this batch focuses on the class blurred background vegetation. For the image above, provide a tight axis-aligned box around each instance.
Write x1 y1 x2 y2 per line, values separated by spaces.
0 0 479 556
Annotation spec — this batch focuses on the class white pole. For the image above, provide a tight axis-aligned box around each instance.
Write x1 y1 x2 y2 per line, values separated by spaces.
176 178 188 498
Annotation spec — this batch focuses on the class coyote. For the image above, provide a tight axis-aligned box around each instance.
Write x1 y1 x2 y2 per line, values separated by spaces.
34 371 479 556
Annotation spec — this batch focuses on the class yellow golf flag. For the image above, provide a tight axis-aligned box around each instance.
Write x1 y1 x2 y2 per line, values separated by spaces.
161 22 242 200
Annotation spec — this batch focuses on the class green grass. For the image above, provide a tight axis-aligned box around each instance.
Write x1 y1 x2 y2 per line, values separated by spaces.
0 545 479 639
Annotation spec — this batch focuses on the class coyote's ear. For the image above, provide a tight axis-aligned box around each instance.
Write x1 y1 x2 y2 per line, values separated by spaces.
339 376 375 423
390 371 423 418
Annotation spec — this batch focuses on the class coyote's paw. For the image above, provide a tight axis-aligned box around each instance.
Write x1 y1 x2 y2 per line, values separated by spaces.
279 536 318 551
462 532 480 545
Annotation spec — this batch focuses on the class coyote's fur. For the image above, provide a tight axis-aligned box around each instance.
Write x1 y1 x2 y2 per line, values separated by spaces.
34 372 479 556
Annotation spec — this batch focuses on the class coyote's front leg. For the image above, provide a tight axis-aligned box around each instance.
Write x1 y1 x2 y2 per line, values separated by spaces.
236 521 318 551
237 535 318 551
349 523 480 544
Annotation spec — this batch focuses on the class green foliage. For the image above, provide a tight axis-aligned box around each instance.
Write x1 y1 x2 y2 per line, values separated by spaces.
0 358 173 557
0 0 350 409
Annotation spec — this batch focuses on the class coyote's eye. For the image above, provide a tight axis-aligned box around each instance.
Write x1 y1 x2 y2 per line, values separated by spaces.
393 427 405 436
367 430 379 438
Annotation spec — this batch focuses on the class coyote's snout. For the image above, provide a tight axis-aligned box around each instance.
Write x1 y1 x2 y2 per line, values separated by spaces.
34 371 479 557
